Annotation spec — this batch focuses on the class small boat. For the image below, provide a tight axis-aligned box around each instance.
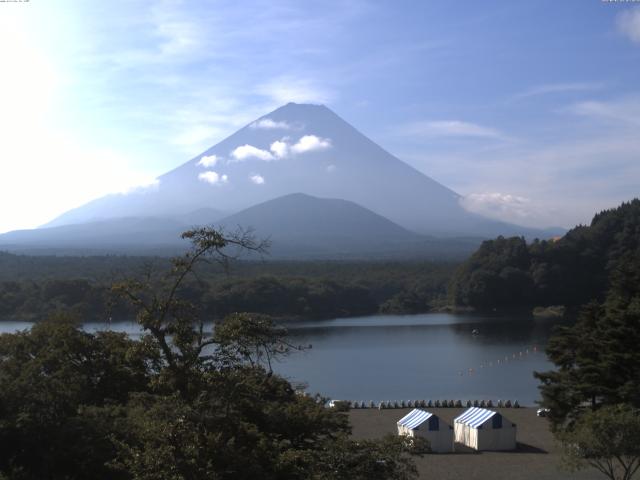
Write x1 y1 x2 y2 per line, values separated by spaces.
471 328 480 336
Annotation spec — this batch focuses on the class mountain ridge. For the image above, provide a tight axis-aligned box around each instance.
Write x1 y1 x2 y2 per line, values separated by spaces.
43 102 554 238
5 102 564 258
0 193 484 259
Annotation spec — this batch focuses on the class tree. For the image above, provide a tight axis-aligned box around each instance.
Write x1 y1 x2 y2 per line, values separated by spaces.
111 226 270 398
535 248 640 480
0 314 152 479
450 199 640 309
0 227 426 479
561 404 640 480
535 254 640 429
107 227 425 479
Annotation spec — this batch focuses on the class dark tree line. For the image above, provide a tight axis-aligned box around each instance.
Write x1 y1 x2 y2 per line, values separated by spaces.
449 199 640 309
0 259 454 322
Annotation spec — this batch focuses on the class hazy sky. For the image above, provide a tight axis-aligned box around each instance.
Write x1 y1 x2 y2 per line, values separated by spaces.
1 0 639 233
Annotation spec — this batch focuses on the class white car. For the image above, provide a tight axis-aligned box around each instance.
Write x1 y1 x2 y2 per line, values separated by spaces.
536 408 550 417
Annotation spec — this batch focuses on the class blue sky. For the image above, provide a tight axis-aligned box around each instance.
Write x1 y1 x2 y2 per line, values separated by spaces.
1 0 639 232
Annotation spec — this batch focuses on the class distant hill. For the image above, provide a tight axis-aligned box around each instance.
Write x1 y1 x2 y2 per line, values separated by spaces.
0 208 225 255
171 207 224 227
216 193 482 259
217 193 418 253
0 217 189 255
449 199 640 309
0 194 482 259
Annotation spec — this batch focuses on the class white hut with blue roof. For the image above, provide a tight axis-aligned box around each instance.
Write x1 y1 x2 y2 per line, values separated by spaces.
454 407 517 451
397 409 454 453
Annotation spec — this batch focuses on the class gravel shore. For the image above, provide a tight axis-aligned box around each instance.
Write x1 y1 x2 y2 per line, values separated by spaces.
349 408 603 480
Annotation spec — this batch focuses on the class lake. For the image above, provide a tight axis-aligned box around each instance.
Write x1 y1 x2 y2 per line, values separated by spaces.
276 313 561 406
0 312 561 405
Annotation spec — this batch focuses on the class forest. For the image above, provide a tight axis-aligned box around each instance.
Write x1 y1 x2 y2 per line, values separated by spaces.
449 199 640 310
4 199 640 322
0 228 426 479
0 253 455 322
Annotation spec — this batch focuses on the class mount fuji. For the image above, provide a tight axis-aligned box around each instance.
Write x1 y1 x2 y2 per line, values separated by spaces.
0 103 561 257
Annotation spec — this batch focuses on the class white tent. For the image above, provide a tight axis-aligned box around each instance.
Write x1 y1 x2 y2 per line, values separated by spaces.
397 409 454 453
454 407 517 451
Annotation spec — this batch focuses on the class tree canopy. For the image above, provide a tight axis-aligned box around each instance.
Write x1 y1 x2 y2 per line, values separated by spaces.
450 199 640 309
561 404 640 480
0 227 424 479
534 220 640 479
535 247 640 429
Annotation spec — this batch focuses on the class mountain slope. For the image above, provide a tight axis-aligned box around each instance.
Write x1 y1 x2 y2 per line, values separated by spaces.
218 193 417 252
44 103 555 238
214 193 482 259
0 217 190 254
0 194 482 259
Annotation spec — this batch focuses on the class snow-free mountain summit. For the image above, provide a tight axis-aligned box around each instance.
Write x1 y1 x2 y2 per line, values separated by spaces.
2 103 559 256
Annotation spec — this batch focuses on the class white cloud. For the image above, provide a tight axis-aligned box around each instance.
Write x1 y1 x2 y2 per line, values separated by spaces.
197 154 218 167
460 193 534 221
327 164 337 173
291 135 332 153
400 108 640 229
230 144 274 162
250 174 265 185
251 118 291 130
617 8 640 44
198 170 228 185
228 136 331 163
401 120 505 139
270 140 289 159
121 178 161 195
567 97 640 126
513 82 602 99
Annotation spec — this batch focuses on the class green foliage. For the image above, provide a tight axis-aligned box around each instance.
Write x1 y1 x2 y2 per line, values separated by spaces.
308 435 425 480
450 199 640 309
449 236 534 308
208 275 382 319
532 208 640 480
0 228 425 479
0 257 455 321
535 246 640 429
561 404 640 480
0 315 152 479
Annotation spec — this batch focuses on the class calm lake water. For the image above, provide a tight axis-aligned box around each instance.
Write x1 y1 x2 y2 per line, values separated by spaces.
0 313 561 405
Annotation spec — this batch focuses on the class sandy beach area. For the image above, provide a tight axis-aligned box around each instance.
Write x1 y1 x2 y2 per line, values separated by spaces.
349 407 603 480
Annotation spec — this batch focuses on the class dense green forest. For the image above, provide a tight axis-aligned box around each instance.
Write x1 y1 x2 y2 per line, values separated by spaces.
449 199 640 310
0 252 455 321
